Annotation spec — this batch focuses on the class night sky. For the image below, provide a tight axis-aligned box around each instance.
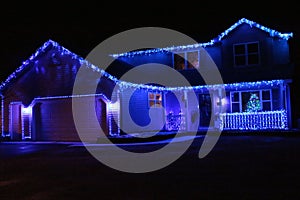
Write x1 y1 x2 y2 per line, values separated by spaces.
1 3 300 82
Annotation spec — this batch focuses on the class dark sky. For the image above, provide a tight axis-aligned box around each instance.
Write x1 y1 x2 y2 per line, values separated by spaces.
1 3 299 82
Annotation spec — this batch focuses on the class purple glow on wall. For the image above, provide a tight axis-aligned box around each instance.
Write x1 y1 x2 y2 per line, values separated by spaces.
22 106 32 116
165 92 181 116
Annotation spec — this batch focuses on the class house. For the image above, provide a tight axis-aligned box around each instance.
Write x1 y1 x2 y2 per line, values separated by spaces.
0 18 295 142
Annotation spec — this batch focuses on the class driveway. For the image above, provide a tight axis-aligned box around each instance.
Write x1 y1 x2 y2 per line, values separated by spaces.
1 135 300 199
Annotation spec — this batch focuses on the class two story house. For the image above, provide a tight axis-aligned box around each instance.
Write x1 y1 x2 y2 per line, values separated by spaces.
0 18 295 142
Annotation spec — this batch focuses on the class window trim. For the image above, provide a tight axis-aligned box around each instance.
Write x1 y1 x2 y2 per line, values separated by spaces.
148 91 163 108
233 41 260 67
230 89 272 113
172 50 200 70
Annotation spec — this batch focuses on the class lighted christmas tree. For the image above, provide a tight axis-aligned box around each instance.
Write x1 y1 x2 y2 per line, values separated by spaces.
246 93 261 112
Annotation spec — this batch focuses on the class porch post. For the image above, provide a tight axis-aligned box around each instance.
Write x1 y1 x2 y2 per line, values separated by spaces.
285 83 292 128
279 82 284 109
183 90 188 132
1 95 4 137
215 88 223 130
117 89 121 136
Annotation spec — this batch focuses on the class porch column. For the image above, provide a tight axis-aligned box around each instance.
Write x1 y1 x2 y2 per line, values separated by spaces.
1 95 4 136
279 82 284 109
214 87 227 130
183 90 188 132
116 89 121 136
285 83 292 128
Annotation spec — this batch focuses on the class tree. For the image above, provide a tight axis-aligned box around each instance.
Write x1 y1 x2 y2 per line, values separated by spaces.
246 93 261 112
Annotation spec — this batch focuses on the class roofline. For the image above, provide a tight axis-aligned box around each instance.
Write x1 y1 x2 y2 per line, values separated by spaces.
0 40 57 92
0 37 292 95
33 93 111 102
111 18 293 58
0 39 96 92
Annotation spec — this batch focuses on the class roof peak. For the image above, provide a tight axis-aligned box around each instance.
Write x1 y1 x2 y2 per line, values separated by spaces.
111 18 293 58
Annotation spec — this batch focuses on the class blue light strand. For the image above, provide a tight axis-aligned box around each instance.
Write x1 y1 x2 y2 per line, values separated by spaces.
111 18 293 58
34 93 111 103
219 110 288 130
117 79 285 92
0 40 286 94
0 40 117 92
1 95 4 136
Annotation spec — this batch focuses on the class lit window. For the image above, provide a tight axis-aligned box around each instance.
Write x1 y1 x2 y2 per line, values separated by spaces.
234 42 259 67
148 92 162 108
173 50 199 70
230 90 272 112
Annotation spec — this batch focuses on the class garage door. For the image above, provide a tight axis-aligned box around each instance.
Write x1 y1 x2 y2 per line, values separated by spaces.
32 96 107 142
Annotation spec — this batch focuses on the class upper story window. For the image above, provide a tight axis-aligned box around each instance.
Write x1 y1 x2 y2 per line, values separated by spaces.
173 50 200 70
233 42 260 67
148 91 162 108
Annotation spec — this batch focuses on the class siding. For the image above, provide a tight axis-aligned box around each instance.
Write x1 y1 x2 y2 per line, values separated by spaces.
120 88 165 133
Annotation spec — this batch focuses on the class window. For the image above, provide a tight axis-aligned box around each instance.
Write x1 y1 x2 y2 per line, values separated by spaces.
234 42 259 67
261 90 272 111
148 92 162 108
173 50 199 70
230 90 272 112
231 92 241 113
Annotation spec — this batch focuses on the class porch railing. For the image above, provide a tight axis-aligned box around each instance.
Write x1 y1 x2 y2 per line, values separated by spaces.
219 110 288 130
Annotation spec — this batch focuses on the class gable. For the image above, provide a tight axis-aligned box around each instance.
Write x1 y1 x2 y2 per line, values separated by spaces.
111 18 293 58
0 40 116 106
221 23 276 44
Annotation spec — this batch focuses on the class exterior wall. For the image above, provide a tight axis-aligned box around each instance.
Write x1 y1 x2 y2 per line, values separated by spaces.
202 45 222 70
186 91 201 131
120 88 165 133
220 23 293 83
165 91 181 116
32 96 108 142
118 52 173 67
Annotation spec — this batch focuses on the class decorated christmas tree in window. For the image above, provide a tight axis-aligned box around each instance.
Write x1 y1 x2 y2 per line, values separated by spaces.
246 93 261 112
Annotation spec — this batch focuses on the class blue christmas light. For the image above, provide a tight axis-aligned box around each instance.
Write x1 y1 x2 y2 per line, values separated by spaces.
35 93 111 103
117 79 285 93
219 110 288 130
0 40 287 95
111 18 293 58
1 95 4 136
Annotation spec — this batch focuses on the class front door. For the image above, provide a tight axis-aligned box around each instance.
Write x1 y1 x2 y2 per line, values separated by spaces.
199 94 212 128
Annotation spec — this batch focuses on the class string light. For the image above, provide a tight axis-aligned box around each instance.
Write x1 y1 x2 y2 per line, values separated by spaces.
0 39 287 94
111 18 293 58
219 110 288 130
0 19 292 137
35 93 111 102
117 79 285 92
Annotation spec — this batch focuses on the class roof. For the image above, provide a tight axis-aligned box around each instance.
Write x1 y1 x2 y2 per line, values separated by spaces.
0 17 293 95
0 40 116 93
111 18 293 58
